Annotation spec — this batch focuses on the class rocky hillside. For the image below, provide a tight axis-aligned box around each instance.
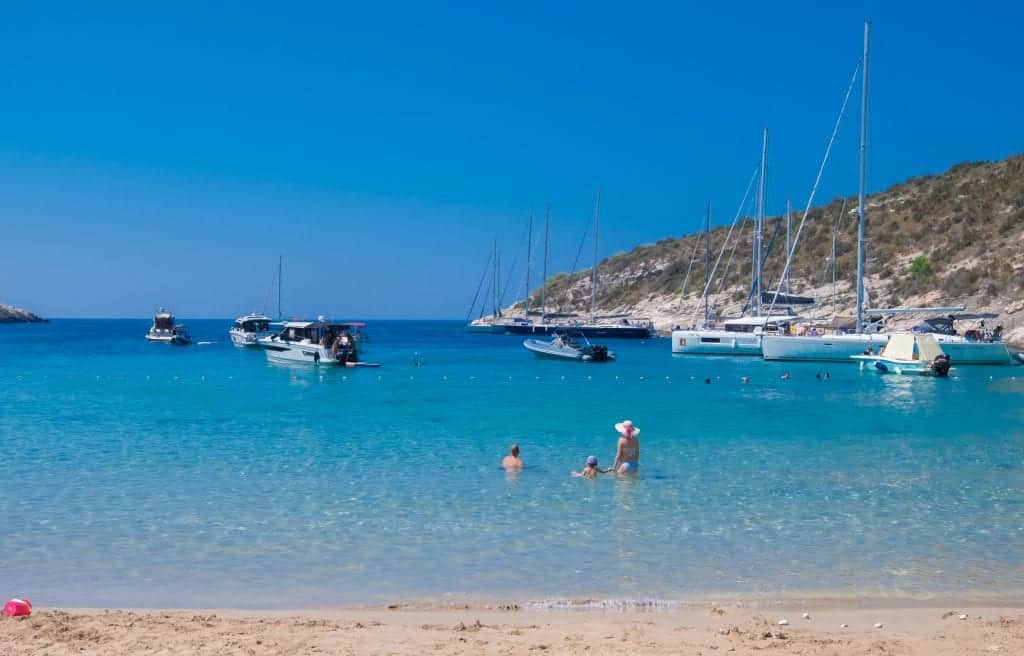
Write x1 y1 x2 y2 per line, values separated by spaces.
0 304 45 323
507 153 1024 344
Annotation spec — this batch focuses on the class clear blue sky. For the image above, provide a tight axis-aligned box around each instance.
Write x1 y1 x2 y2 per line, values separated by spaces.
1 1 1021 319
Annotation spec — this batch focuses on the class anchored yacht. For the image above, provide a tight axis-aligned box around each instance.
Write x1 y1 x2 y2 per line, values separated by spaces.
145 309 191 345
258 318 362 366
229 314 273 348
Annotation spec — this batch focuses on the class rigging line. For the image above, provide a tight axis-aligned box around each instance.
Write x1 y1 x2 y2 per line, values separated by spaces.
465 250 494 322
678 223 703 301
568 214 591 278
766 60 861 318
689 166 760 324
713 216 752 314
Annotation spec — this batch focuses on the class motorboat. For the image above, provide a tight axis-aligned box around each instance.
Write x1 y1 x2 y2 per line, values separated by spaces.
671 315 796 356
229 313 273 347
523 333 614 362
1015 352 1024 365
851 333 952 376
145 309 191 345
258 318 363 366
910 314 1012 364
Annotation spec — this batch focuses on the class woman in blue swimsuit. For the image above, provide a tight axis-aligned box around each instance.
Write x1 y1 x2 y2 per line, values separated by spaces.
611 419 640 473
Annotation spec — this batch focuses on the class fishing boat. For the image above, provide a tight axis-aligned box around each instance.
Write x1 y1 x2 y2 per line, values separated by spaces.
145 309 191 345
258 318 363 366
851 333 952 376
229 313 273 347
523 333 614 362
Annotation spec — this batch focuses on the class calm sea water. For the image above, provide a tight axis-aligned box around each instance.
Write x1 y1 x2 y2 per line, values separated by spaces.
1 319 1022 608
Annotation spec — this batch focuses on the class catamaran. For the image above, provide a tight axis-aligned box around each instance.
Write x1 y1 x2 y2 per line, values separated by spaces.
672 129 799 355
145 308 191 345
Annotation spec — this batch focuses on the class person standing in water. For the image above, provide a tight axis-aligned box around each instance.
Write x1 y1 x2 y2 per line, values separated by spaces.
502 444 523 471
611 420 640 473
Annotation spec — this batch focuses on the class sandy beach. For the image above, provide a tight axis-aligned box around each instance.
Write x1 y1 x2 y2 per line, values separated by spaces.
3 602 1022 655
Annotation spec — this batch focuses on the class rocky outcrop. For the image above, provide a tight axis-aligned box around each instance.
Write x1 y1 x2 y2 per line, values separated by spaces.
0 304 45 323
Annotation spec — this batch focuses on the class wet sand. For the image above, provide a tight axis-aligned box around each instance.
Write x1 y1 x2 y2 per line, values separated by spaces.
2 602 1022 655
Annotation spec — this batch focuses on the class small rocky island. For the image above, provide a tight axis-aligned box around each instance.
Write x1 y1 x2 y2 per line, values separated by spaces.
0 304 45 323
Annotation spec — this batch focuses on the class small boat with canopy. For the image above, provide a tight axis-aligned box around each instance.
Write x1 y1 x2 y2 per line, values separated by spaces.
851 333 952 376
229 313 273 347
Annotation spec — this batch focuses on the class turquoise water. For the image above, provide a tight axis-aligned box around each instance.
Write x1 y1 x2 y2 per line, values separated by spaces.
1 319 1023 609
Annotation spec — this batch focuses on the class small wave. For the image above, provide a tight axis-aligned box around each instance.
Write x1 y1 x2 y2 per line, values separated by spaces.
527 598 685 611
196 341 216 345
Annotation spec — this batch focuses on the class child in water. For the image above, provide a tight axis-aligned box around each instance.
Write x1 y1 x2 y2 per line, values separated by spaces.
572 455 611 479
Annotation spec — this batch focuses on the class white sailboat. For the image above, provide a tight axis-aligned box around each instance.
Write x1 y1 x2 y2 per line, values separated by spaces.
761 22 888 362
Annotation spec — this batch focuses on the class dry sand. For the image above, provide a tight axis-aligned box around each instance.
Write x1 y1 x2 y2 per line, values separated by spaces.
2 603 1022 655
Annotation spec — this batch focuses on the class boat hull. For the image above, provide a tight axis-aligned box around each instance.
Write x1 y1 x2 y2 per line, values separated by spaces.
262 342 346 365
671 330 763 355
523 339 614 361
761 334 889 361
507 323 651 339
929 336 1011 364
229 329 271 348
145 333 191 345
465 323 507 334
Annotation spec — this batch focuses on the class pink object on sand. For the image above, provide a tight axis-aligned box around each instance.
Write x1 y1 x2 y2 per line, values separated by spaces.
2 598 32 617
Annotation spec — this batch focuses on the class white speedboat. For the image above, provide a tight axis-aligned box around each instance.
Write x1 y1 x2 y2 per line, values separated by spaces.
671 315 796 356
229 314 273 347
851 333 952 376
523 333 614 362
258 318 361 366
145 309 191 345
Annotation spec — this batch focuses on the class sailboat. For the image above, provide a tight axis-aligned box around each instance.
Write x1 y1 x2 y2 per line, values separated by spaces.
465 240 510 333
761 22 890 362
503 194 655 339
672 130 798 355
230 256 281 347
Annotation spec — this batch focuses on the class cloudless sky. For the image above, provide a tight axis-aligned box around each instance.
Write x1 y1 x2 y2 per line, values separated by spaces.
1 1 1021 318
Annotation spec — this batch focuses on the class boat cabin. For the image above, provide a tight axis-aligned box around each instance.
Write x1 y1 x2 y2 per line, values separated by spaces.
234 316 271 333
275 320 361 346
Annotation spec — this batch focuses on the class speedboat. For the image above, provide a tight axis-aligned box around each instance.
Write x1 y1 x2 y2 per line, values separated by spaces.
523 333 614 362
229 313 273 347
851 333 952 376
258 318 362 366
671 315 796 356
145 309 191 345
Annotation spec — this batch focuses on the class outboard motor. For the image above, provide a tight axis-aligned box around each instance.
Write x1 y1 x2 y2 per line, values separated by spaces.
930 354 952 377
588 345 609 362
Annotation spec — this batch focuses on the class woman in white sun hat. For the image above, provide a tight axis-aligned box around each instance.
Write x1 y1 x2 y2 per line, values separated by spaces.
611 419 640 473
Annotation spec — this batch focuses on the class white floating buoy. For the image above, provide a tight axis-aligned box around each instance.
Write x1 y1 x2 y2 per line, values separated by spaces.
874 622 883 629
959 614 968 620
777 619 789 626
802 613 810 620
840 623 848 628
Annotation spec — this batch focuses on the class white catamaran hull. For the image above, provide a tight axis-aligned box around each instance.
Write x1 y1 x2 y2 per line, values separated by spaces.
761 333 890 361
671 330 763 356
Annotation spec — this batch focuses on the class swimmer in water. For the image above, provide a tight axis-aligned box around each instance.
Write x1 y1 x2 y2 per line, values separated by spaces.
572 455 610 479
502 444 523 471
741 376 749 384
781 372 791 380
611 419 640 473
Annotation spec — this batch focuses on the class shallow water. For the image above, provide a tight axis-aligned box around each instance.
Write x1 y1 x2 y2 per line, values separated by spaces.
1 319 1022 608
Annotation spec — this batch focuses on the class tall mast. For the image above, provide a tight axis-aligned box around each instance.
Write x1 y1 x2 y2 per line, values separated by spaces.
755 128 768 315
541 205 550 322
525 210 533 315
492 239 500 317
704 201 711 323
590 190 601 324
277 255 282 319
832 222 838 316
785 200 792 295
856 21 871 333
